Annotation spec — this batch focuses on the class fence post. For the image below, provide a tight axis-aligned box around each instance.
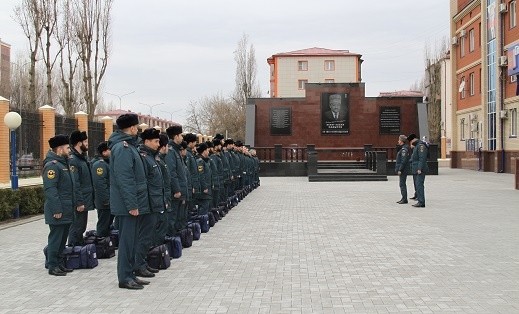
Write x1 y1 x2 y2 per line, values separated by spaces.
75 111 88 133
101 116 114 140
274 144 282 162
307 149 318 176
0 97 10 184
39 105 56 162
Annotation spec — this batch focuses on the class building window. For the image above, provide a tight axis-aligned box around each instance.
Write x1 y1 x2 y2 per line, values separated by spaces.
298 61 308 71
511 108 518 137
298 79 308 90
324 79 335 83
511 1 517 29
461 118 466 140
469 28 475 52
469 72 475 95
460 36 465 57
460 76 466 99
324 60 335 71
511 75 517 83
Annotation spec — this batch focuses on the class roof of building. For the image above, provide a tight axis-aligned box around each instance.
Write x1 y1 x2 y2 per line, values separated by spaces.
95 109 181 126
378 90 424 98
270 47 361 58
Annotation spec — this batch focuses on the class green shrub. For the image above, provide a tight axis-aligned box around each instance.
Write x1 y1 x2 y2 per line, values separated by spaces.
0 186 44 221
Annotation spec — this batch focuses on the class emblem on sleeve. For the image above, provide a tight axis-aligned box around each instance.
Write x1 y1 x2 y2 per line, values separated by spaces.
198 165 204 173
420 146 424 152
96 167 104 176
47 169 56 179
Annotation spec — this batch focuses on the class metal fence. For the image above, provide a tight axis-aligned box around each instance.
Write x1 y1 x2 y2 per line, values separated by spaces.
88 120 105 157
17 110 43 161
55 114 79 138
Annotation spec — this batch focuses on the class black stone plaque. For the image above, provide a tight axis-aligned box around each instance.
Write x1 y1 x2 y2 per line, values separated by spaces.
270 107 292 135
379 106 401 134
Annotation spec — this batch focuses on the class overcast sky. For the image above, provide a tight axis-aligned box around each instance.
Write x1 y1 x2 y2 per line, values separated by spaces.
0 0 449 125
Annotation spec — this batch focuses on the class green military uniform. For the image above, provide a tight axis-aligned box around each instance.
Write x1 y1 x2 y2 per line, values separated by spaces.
209 153 223 208
156 152 170 244
136 144 165 272
410 140 429 207
68 147 95 246
165 141 188 235
195 156 212 215
109 130 149 285
43 149 75 273
395 144 411 202
91 156 112 237
186 148 199 212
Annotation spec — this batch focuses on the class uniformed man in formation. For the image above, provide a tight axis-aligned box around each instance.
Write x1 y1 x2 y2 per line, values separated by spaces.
43 134 75 276
409 135 429 208
42 113 261 288
68 130 94 246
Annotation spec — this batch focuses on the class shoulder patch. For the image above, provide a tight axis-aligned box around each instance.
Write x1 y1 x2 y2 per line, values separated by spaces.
420 146 425 152
47 169 56 179
123 141 129 148
52 160 58 164
198 165 204 173
96 167 104 176
70 165 76 173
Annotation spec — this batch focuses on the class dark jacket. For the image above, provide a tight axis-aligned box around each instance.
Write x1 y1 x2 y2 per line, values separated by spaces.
43 151 75 225
209 153 223 190
108 130 149 216
186 148 199 194
138 144 165 214
165 141 188 200
411 141 429 174
91 156 110 210
395 144 411 174
158 153 172 211
69 147 95 210
220 149 232 183
195 156 212 200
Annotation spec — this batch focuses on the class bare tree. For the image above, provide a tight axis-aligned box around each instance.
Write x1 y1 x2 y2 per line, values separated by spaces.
14 0 44 110
55 0 82 116
39 0 60 106
424 37 449 145
73 0 112 119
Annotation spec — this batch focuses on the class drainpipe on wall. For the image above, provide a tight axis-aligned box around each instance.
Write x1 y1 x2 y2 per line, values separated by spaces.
499 1 506 173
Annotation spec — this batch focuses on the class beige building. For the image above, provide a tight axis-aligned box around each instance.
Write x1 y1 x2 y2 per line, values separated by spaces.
267 47 362 98
95 109 180 131
0 38 10 99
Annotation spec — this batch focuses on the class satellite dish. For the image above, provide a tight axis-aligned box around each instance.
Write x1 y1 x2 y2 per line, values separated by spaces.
458 80 465 93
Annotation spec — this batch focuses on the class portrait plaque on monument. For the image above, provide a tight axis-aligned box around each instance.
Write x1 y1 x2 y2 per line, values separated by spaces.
379 106 401 134
321 93 349 134
270 107 292 135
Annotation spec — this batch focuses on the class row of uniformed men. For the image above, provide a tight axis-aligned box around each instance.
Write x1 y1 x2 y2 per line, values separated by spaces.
43 113 260 289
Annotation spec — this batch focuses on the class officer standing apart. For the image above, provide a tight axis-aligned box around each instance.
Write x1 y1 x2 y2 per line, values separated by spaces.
91 141 113 237
108 114 150 289
43 134 75 276
407 134 418 200
395 135 411 204
409 135 429 208
68 130 94 246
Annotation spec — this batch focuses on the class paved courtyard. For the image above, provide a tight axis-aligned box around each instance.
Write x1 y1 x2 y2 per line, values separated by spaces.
0 168 518 313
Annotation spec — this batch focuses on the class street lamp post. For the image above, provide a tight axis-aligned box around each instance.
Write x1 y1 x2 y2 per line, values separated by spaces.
139 102 164 116
4 112 22 218
160 109 183 122
105 91 135 110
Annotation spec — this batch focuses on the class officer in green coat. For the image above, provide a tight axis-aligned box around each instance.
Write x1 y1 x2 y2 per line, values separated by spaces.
165 126 188 236
208 140 223 208
395 135 411 204
108 114 150 289
184 133 200 215
91 141 113 237
136 128 166 277
43 134 75 276
195 143 212 215
410 136 429 208
68 130 94 246
156 134 171 245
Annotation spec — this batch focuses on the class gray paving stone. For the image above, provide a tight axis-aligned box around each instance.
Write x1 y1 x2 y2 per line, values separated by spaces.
0 168 518 313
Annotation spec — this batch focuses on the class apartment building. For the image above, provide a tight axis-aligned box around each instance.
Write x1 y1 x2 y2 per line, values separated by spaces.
267 47 362 98
451 0 519 172
0 38 10 99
